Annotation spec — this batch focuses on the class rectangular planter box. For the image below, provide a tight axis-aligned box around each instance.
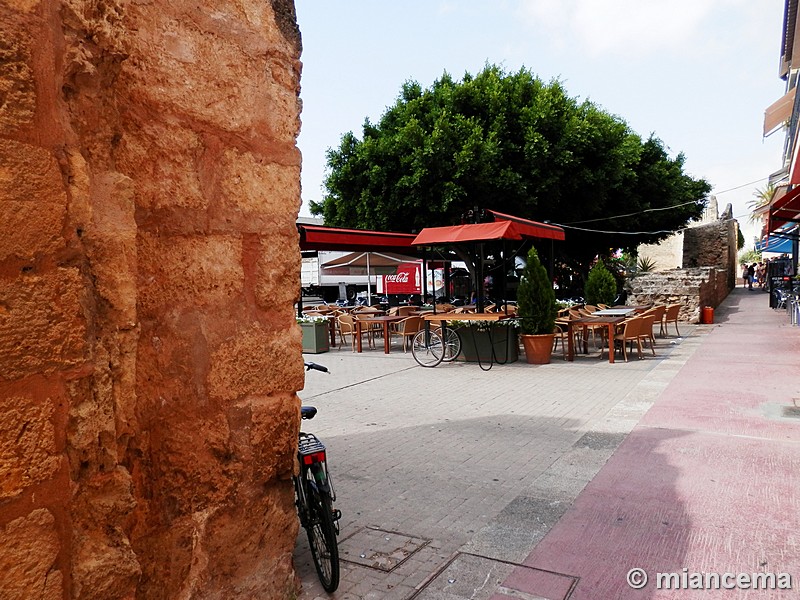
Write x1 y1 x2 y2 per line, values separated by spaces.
456 327 518 363
300 322 329 354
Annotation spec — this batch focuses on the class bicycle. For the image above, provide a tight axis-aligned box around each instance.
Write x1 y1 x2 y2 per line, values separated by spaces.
295 362 340 592
411 323 461 367
411 318 519 370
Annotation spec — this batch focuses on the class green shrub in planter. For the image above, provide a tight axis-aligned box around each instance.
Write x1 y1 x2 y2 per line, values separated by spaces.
584 262 617 306
516 247 556 335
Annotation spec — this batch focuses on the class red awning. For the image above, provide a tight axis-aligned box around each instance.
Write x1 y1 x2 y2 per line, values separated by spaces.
412 212 565 246
413 221 523 245
298 224 417 252
486 210 566 241
768 186 800 233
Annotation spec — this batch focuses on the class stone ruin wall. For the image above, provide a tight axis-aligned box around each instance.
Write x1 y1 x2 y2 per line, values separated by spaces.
1 1 305 598
627 267 730 323
627 215 738 321
682 216 738 289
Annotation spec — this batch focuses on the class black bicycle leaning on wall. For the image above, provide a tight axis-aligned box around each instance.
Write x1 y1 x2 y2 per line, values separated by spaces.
295 362 341 592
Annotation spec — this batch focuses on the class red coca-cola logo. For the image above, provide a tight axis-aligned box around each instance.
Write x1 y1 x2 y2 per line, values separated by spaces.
386 272 409 283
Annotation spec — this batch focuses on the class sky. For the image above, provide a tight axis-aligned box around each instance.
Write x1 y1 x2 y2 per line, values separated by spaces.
294 0 787 247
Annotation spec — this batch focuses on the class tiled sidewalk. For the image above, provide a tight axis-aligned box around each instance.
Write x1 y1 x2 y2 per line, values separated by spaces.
519 288 800 599
296 288 798 599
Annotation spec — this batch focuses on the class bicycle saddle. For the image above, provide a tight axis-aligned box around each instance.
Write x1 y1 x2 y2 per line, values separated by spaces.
301 406 317 420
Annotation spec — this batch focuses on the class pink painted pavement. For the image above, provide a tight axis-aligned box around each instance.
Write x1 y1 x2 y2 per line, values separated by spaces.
520 289 800 599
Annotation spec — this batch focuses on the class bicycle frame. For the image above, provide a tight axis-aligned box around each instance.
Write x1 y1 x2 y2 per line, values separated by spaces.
295 362 340 593
297 433 335 495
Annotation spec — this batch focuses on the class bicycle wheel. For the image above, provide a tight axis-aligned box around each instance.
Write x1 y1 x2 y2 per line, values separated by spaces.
411 329 445 367
435 327 461 362
304 475 340 592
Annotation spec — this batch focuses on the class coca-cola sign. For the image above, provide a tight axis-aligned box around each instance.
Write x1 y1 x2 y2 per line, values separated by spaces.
385 272 409 283
384 263 421 294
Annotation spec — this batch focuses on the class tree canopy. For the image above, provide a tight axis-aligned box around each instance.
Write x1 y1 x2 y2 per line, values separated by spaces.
311 65 711 274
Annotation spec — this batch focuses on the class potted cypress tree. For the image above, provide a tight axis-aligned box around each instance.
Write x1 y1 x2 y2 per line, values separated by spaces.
517 247 557 364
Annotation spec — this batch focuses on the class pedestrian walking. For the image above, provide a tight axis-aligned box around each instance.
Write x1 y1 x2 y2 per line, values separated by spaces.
747 263 756 290
741 263 750 288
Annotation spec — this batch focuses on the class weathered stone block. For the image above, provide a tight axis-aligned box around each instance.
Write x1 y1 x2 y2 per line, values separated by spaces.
0 394 61 499
255 232 301 313
0 28 36 131
85 171 138 324
215 149 301 233
117 122 207 212
249 393 299 482
207 324 303 402
150 410 237 516
122 8 300 144
70 468 140 600
0 139 66 261
0 509 62 600
137 233 244 314
0 269 88 381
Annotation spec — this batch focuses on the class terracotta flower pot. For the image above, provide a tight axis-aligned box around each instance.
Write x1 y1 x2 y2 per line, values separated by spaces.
520 333 554 364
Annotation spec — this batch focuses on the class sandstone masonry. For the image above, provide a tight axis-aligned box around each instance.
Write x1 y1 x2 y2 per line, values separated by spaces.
1 1 304 598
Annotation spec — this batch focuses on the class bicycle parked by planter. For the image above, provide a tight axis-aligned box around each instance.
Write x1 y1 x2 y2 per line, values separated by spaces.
295 362 340 592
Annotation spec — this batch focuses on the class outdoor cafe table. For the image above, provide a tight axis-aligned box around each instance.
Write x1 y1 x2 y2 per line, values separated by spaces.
567 315 627 363
321 314 338 348
593 308 636 317
613 304 652 313
354 315 406 354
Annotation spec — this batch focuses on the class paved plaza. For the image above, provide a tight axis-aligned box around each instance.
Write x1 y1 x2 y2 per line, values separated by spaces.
295 288 800 599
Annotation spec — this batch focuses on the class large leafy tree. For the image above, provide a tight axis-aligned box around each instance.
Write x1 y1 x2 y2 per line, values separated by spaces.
311 65 710 275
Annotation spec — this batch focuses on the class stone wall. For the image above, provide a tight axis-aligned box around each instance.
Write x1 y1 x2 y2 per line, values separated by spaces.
1 1 304 599
682 212 738 289
627 204 737 321
626 267 730 323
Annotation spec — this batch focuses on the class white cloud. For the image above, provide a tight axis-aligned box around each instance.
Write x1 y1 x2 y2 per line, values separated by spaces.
517 0 727 58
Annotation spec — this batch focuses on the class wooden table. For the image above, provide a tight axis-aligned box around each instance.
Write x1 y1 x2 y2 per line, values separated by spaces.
593 308 636 317
321 314 338 348
613 304 652 314
567 316 626 363
355 315 406 353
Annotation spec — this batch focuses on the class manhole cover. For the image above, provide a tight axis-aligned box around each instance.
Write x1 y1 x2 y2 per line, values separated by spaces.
339 527 429 572
412 553 577 600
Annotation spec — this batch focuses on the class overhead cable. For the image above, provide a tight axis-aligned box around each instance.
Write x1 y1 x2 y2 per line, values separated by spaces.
564 200 702 224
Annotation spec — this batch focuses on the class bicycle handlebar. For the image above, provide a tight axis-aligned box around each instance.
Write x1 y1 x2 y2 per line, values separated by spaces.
304 362 329 374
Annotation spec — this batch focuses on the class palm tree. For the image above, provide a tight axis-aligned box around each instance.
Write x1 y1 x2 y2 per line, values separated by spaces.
748 184 777 223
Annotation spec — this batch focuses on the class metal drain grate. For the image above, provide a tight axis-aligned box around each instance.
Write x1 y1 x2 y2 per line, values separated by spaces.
412 553 577 600
339 526 429 572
